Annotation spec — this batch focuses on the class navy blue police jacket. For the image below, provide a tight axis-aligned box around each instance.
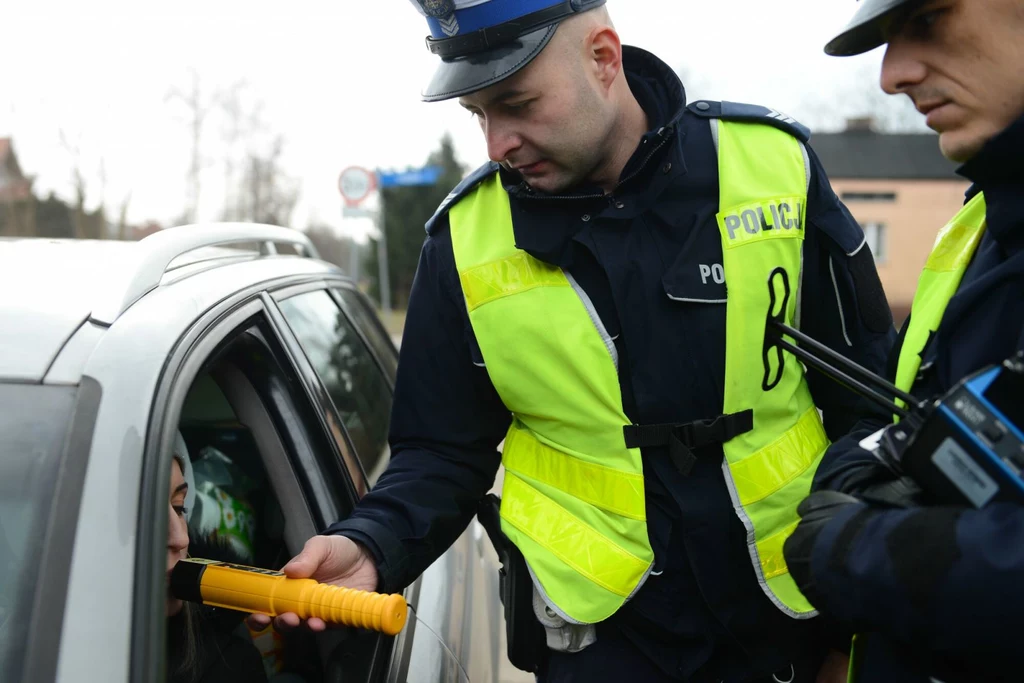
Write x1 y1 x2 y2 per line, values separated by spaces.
328 46 895 682
811 112 1024 682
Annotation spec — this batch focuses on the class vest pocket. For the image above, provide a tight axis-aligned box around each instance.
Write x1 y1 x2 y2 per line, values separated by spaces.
662 269 728 305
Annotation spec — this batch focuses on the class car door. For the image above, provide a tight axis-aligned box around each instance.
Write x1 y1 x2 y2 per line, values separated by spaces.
269 283 479 683
131 288 376 683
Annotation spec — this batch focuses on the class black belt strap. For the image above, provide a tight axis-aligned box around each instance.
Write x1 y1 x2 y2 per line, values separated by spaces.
623 410 754 475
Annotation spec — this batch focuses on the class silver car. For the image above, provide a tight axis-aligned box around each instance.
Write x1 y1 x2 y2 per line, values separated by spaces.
0 226 501 683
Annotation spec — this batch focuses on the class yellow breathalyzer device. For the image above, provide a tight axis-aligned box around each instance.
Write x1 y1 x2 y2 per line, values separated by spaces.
170 558 408 636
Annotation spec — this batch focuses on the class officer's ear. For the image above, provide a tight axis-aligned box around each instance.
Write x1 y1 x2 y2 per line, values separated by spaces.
586 25 623 91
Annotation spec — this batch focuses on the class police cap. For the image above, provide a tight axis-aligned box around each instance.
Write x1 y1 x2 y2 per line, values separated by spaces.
410 0 608 102
825 0 922 56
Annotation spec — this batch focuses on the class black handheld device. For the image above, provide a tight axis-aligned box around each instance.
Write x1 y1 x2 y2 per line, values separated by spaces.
477 494 548 672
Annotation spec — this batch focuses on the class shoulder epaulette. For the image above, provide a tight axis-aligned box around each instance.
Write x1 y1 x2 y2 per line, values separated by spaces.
686 100 810 143
425 161 501 235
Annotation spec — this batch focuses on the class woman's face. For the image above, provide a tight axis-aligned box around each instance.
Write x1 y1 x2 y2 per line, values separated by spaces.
167 459 190 617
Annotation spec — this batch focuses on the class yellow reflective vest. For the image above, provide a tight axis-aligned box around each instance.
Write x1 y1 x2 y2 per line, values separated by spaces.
894 192 988 401
848 193 987 683
448 120 828 624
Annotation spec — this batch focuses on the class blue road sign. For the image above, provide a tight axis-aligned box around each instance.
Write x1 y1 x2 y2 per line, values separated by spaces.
377 166 443 188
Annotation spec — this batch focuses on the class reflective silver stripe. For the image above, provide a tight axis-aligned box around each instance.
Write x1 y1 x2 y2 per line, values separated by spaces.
719 459 818 620
667 295 727 304
829 255 853 347
795 143 809 330
848 236 867 258
799 142 811 195
709 118 720 155
565 272 619 371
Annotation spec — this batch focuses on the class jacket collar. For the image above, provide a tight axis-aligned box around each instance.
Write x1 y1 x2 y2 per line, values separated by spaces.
958 112 1024 254
505 47 689 267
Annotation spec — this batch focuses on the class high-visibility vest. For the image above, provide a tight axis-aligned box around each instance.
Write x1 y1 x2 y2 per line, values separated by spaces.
894 192 988 402
848 192 987 683
448 120 827 624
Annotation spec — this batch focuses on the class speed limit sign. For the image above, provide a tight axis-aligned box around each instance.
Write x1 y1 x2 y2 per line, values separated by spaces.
338 166 376 207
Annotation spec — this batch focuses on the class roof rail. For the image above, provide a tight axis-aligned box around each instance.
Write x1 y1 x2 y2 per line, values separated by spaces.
90 223 321 325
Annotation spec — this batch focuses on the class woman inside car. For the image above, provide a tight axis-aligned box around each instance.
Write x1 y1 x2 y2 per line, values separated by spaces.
167 433 267 683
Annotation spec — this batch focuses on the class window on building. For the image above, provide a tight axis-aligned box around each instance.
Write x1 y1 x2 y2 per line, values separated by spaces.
841 191 897 202
861 222 887 264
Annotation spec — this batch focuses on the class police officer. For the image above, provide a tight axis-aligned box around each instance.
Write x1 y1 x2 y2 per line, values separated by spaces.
784 1 1024 681
254 2 895 681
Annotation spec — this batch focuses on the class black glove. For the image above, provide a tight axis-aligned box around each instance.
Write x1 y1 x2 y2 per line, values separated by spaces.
784 491 864 610
840 418 929 508
857 474 925 508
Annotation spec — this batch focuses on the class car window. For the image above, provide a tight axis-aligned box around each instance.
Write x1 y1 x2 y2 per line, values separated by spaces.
278 290 392 486
0 384 77 681
154 314 365 683
332 287 398 382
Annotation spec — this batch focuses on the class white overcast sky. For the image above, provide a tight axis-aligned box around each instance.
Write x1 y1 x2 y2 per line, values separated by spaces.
0 0 911 239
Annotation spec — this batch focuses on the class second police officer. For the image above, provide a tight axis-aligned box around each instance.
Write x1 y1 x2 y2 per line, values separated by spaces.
785 0 1024 681
260 2 896 681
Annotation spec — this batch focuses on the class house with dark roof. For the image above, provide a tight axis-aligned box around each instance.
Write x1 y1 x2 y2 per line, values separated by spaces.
811 119 970 322
0 138 36 237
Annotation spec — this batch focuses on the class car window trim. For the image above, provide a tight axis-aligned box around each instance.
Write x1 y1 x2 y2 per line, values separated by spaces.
209 361 320 546
260 291 370 498
232 323 353 527
21 378 101 683
131 297 269 683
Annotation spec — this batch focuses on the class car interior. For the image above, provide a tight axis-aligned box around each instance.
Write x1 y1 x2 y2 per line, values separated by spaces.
163 313 396 683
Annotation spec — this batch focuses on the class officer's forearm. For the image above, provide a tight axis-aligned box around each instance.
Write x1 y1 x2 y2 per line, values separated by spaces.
812 503 1024 659
326 444 501 592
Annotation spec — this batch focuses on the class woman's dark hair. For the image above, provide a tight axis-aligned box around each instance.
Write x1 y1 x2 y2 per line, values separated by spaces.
167 592 202 682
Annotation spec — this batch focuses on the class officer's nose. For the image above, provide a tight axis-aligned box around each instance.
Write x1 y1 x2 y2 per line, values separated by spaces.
880 37 928 96
483 119 522 165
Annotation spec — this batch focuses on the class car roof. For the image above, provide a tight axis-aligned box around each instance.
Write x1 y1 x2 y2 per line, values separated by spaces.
0 225 332 382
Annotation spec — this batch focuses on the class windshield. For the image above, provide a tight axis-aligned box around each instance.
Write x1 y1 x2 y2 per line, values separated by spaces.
0 384 77 680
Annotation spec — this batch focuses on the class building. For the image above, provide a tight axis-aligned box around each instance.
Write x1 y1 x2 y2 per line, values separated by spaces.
0 138 36 237
812 119 970 322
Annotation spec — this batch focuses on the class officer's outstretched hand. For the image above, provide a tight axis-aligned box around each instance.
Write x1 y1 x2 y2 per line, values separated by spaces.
783 491 863 610
246 535 379 633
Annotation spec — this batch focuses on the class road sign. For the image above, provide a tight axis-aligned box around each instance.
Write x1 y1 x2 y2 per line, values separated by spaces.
377 166 443 188
338 166 376 207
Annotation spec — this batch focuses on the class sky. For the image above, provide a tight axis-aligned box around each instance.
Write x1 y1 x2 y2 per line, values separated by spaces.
0 0 913 241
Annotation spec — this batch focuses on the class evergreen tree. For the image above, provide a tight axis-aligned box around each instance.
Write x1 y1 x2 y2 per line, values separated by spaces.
366 134 465 309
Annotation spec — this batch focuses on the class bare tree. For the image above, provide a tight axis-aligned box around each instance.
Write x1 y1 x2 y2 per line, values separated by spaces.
306 223 356 271
59 128 100 239
166 68 215 224
116 190 132 240
216 80 250 221
798 65 928 134
241 134 300 226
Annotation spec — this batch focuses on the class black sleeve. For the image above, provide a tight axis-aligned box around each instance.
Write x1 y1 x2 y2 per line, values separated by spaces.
798 144 897 475
324 218 511 593
810 502 1024 672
